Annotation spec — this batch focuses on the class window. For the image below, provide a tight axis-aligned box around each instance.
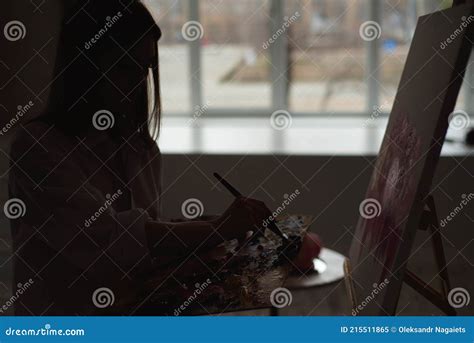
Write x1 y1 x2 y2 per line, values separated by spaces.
144 0 470 120
200 0 273 110
145 0 191 113
285 0 367 113
380 0 416 112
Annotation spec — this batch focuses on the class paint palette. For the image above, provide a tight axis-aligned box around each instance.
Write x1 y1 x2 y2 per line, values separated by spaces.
132 215 312 315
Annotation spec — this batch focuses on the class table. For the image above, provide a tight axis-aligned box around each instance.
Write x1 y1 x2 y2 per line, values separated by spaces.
270 248 346 316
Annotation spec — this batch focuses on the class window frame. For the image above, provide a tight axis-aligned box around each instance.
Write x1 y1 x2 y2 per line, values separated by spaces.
170 0 472 120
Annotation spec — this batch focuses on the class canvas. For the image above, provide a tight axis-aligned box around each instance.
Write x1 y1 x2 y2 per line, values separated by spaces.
346 3 474 315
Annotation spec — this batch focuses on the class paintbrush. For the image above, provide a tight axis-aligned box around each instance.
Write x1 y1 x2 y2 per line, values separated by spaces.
213 172 289 242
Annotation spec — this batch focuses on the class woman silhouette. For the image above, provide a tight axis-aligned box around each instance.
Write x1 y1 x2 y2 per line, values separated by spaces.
8 0 271 315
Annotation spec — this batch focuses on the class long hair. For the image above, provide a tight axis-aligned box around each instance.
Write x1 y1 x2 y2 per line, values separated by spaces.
41 0 161 148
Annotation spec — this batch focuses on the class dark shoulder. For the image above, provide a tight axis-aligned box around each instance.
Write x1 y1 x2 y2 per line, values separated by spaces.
10 120 71 169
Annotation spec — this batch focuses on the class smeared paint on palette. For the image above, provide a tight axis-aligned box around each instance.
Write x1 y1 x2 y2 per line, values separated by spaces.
133 215 312 315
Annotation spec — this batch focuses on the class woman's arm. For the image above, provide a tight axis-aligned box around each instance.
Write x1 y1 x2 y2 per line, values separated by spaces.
146 197 272 257
145 219 222 256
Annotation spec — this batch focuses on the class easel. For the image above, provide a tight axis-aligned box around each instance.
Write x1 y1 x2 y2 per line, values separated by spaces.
402 196 456 315
345 0 473 315
344 196 456 316
386 0 474 316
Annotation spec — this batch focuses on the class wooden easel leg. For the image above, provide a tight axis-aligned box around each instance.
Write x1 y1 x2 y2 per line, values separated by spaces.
403 196 456 316
404 270 456 315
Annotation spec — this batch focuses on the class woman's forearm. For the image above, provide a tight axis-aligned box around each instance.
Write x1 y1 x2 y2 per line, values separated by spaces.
145 219 224 256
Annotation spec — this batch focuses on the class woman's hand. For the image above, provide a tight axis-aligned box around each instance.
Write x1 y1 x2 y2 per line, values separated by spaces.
213 197 272 241
146 198 273 256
